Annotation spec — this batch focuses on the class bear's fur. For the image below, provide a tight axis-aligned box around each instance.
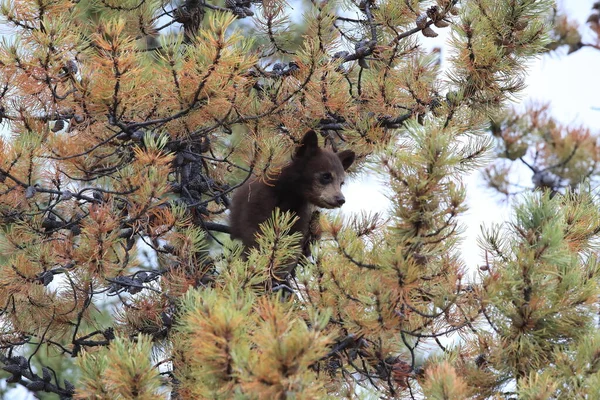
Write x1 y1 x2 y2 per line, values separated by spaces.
229 130 355 258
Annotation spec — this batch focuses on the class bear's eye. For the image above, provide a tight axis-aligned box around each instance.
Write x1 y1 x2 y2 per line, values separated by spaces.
320 172 333 184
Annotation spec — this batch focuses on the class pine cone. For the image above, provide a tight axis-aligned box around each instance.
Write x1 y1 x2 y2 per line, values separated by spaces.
422 26 438 37
52 119 65 132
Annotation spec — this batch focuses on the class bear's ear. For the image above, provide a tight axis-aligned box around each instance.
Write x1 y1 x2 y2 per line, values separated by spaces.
295 130 319 159
337 150 355 171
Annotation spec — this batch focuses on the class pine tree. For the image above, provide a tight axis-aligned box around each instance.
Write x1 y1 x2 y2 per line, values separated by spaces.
484 2 600 198
3 0 592 399
467 4 600 398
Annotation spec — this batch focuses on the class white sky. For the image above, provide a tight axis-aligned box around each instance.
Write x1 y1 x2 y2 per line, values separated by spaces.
463 0 600 269
345 0 600 274
2 1 600 398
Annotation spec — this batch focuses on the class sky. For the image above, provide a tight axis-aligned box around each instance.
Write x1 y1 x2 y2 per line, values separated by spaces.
2 1 600 398
461 0 600 269
344 0 600 273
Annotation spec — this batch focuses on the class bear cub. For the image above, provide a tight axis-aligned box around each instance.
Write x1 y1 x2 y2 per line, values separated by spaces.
229 130 355 256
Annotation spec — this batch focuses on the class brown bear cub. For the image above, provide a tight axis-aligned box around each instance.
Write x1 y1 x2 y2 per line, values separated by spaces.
229 130 355 259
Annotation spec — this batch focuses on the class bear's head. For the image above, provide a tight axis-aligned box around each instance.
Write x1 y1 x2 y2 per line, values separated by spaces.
293 130 355 209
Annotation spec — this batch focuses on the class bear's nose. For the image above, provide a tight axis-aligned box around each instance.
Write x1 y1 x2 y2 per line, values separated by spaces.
335 195 345 206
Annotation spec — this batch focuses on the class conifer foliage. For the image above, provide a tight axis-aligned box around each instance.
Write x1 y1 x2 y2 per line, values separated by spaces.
485 2 600 198
4 0 597 399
